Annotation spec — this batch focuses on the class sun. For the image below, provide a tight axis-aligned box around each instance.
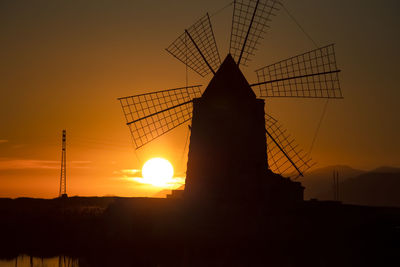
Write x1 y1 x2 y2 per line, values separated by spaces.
141 158 174 187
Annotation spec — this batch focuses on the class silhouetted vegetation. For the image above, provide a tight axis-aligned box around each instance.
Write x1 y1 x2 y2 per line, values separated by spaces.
0 197 399 266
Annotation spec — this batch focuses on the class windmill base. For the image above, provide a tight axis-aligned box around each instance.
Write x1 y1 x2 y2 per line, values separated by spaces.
180 170 304 206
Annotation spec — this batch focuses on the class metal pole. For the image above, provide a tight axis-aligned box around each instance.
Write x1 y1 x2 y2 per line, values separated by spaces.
59 130 67 197
337 171 339 201
63 130 67 194
333 170 336 200
59 130 64 196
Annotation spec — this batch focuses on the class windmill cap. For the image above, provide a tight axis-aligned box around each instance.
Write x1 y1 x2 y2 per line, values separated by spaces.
202 54 256 102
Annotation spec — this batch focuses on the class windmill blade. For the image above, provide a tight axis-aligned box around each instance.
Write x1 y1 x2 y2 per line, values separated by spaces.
118 85 202 149
253 44 342 98
166 13 221 77
266 114 315 178
230 0 282 67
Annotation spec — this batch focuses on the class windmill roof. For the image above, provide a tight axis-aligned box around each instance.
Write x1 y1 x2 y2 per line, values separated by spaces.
202 54 256 102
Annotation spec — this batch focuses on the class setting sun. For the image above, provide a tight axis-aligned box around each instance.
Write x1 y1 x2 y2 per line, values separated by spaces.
141 158 174 187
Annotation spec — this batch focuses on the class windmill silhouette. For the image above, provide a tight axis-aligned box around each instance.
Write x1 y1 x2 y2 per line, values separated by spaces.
118 0 342 202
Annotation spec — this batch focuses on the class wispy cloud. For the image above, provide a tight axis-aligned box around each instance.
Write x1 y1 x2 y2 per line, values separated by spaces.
113 169 141 177
0 140 9 144
70 161 92 169
0 159 59 170
0 158 92 170
122 169 141 175
132 176 185 188
115 168 185 189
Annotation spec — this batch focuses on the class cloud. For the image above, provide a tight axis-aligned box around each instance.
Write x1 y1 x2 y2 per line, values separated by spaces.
113 169 186 189
122 169 141 175
0 158 92 170
0 159 59 170
132 176 185 188
112 169 142 184
113 169 185 188
70 161 92 169
114 169 142 177
0 140 9 144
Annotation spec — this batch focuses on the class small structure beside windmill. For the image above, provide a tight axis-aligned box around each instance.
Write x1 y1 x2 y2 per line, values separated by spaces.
117 0 342 205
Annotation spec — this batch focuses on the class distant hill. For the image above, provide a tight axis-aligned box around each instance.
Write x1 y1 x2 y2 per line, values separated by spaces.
301 166 400 207
371 166 400 173
300 165 365 200
316 169 400 207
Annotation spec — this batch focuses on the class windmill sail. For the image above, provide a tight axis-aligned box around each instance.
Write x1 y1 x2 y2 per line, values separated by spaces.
266 114 314 178
118 85 202 149
230 0 281 66
166 13 221 77
253 44 342 98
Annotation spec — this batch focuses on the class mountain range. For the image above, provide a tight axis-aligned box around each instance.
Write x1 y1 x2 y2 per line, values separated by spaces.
301 165 400 207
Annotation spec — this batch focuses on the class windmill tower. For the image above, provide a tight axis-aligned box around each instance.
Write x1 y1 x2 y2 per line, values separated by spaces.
185 54 273 201
59 129 68 198
118 0 342 203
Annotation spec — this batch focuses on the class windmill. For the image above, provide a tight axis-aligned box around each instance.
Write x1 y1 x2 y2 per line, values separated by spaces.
118 0 342 202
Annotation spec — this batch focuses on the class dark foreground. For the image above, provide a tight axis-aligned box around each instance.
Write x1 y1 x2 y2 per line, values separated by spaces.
0 197 399 267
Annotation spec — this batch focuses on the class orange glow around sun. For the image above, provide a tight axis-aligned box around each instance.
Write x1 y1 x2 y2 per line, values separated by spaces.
133 157 181 188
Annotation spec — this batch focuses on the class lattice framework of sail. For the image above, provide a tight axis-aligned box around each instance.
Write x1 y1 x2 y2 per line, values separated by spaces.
230 0 281 66
118 86 202 149
255 44 342 98
166 14 221 77
266 114 314 178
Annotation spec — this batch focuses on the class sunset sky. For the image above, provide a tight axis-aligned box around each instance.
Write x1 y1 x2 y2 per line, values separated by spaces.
1 0 399 198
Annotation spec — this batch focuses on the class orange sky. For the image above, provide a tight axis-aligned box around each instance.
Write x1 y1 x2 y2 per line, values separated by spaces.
1 0 399 198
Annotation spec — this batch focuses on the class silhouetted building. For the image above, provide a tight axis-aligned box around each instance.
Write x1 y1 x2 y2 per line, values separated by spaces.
167 189 184 199
185 55 303 203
